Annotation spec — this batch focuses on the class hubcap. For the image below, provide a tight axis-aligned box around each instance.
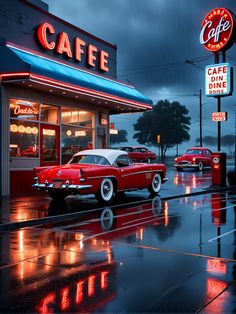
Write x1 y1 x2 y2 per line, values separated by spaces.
103 183 111 196
101 179 113 201
153 174 161 192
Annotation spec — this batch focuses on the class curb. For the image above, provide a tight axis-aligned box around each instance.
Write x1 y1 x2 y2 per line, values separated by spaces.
0 186 234 232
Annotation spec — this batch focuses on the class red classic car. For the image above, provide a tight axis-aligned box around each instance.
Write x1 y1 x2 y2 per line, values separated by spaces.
174 147 212 171
33 149 167 202
119 146 157 163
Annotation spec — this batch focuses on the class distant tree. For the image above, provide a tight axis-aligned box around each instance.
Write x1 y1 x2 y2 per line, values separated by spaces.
195 136 217 146
110 129 128 145
133 100 191 159
203 136 217 146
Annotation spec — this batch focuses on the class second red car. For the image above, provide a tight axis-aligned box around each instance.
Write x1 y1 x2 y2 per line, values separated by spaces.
119 146 157 163
174 147 212 171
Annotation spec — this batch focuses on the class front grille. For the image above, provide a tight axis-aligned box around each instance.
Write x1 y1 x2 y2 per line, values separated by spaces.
178 161 190 165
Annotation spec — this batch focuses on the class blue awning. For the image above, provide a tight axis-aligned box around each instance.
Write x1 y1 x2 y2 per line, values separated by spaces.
4 45 152 110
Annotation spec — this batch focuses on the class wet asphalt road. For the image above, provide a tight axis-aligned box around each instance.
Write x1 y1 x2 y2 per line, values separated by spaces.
1 167 236 313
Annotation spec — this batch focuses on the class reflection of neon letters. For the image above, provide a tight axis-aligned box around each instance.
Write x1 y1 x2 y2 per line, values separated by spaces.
37 270 111 313
10 124 38 134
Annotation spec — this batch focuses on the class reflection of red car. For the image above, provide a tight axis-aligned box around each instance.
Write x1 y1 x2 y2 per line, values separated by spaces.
119 146 156 163
33 149 167 202
174 147 212 171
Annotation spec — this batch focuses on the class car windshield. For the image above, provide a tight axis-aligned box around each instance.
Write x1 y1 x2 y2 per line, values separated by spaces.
186 149 203 155
69 155 110 165
120 147 134 152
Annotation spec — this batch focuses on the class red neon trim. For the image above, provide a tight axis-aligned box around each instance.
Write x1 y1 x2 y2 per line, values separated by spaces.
30 73 152 109
0 72 30 78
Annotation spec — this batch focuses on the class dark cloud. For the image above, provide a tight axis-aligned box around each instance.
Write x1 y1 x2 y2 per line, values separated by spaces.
44 0 236 151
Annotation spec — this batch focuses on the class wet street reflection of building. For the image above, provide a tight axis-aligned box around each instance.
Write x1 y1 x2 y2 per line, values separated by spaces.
2 186 236 312
0 197 168 313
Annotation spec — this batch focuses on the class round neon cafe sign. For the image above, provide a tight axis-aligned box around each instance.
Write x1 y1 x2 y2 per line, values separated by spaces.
200 8 235 52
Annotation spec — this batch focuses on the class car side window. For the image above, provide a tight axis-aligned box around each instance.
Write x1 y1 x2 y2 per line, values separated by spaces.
116 155 132 167
134 148 146 153
205 150 212 156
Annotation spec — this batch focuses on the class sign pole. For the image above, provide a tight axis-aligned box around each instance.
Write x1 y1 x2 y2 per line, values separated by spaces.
214 52 221 151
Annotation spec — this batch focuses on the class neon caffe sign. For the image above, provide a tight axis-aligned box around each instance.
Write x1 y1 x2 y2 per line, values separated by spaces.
200 8 235 52
36 23 109 72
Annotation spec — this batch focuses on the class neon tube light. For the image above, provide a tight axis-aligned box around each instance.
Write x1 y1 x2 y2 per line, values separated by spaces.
29 73 152 109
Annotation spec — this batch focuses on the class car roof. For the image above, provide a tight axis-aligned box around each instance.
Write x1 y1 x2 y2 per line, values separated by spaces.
120 146 147 149
187 147 210 150
74 149 128 165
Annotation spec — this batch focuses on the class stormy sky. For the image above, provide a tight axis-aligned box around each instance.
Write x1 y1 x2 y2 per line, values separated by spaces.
43 0 236 154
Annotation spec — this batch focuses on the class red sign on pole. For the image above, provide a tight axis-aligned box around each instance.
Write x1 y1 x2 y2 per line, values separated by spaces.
200 8 235 52
212 112 227 122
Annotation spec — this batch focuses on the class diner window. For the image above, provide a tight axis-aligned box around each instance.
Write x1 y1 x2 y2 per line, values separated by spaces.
10 99 39 121
61 108 80 125
61 125 93 164
79 111 92 127
61 108 92 127
10 120 39 158
40 104 59 124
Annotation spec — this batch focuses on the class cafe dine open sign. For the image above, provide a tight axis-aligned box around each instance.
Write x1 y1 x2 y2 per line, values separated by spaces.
205 63 232 97
212 112 227 122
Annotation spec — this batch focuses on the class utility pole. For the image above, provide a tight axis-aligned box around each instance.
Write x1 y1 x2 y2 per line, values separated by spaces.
186 60 203 147
199 89 202 147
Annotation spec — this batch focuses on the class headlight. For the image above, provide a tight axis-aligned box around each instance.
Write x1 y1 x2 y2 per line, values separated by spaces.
193 157 196 162
175 158 178 161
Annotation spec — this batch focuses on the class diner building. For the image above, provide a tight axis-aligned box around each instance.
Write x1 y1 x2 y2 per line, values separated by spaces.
0 0 152 196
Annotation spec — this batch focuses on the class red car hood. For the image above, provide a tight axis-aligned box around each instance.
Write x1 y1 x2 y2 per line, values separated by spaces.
177 154 199 161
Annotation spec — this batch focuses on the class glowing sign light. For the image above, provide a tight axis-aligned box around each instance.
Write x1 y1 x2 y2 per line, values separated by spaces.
36 22 109 72
10 124 38 134
200 8 235 52
43 129 56 136
212 112 227 122
205 63 232 96
75 130 86 137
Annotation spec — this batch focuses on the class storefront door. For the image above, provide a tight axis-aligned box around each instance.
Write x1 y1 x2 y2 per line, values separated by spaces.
40 124 60 166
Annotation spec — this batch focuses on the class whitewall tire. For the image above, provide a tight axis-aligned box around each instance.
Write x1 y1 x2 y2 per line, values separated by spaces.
148 173 162 195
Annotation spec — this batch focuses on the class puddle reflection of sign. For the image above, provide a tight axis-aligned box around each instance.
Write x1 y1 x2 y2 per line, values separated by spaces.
36 264 116 314
211 194 226 226
212 112 227 122
207 259 227 275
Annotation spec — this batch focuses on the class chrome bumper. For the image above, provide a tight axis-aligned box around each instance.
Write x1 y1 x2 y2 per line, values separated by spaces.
162 177 168 183
174 163 198 168
33 183 92 190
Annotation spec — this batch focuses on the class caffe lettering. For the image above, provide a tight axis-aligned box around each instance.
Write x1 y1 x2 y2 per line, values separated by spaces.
14 105 35 115
37 22 109 72
200 17 231 45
